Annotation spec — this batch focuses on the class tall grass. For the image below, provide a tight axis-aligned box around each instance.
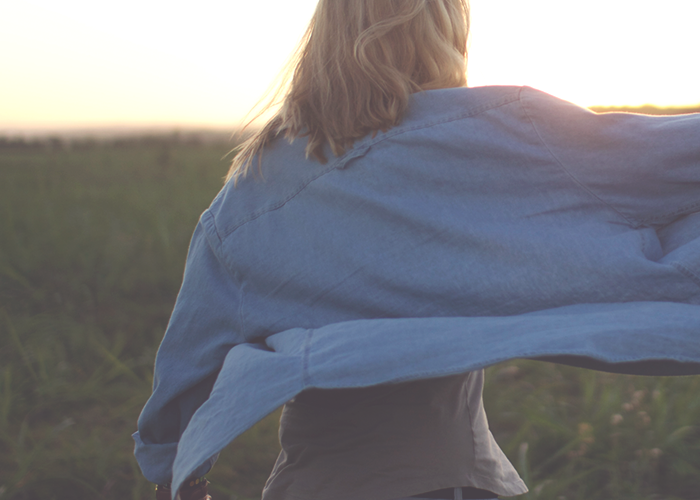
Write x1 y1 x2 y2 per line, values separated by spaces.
0 130 698 500
0 136 255 500
484 362 700 499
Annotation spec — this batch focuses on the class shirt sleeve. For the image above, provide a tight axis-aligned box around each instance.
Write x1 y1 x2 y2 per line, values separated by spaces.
520 86 700 227
133 211 244 484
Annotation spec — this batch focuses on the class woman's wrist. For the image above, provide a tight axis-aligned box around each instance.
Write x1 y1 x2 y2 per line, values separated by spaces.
155 477 210 500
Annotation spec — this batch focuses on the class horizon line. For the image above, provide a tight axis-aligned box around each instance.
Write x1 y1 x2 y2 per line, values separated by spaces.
2 102 699 139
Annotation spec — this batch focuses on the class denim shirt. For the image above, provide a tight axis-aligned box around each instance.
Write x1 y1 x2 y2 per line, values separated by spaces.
133 86 700 497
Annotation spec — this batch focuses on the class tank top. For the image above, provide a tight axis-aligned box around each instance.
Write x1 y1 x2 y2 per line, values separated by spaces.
262 371 528 500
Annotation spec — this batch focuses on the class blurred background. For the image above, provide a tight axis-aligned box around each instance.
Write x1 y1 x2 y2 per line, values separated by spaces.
1 1 699 499
3 0 700 136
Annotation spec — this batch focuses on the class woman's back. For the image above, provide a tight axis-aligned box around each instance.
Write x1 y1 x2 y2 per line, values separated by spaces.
133 1 700 498
204 85 700 340
263 372 525 500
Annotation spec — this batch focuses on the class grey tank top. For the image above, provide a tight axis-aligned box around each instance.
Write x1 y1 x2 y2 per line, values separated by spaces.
262 371 528 500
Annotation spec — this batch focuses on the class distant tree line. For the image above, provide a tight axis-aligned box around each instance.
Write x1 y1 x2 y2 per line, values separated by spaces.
589 104 700 115
0 130 235 151
2 104 699 151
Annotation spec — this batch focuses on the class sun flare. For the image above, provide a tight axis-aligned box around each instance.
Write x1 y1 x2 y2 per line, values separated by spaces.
1 0 698 133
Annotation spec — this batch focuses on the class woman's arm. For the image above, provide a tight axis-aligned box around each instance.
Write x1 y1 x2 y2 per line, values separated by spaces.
520 86 700 228
133 213 244 485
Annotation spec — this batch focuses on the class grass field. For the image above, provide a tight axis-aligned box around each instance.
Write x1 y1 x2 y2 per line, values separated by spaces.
1 112 699 500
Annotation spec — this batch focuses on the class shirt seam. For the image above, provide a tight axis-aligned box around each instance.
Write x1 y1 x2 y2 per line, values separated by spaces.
217 90 523 243
302 329 313 387
273 471 527 500
200 210 248 341
376 344 696 382
671 262 700 288
217 146 369 241
355 90 522 151
466 372 478 479
517 87 640 229
638 203 700 225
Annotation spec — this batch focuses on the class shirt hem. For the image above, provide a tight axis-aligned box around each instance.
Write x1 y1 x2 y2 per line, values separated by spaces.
264 471 528 500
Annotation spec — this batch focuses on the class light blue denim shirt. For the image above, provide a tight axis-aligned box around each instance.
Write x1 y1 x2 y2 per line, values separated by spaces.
133 86 700 496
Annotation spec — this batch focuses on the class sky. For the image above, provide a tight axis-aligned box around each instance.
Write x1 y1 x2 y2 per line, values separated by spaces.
1 0 699 134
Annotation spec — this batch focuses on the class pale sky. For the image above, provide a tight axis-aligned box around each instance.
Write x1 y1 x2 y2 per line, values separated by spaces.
1 0 699 134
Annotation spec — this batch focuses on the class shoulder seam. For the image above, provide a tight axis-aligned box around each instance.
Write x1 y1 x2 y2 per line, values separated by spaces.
199 209 248 340
216 145 369 241
355 88 522 151
518 88 640 228
217 89 523 242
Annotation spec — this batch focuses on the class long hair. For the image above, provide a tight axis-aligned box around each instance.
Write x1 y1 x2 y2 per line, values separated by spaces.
227 0 470 183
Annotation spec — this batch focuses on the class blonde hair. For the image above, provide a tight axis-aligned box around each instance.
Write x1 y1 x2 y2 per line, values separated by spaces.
227 0 470 183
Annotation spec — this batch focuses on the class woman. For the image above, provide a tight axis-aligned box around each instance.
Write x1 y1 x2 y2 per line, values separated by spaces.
134 1 700 499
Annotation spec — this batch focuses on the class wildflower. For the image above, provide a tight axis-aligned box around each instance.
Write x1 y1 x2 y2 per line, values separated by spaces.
533 480 553 496
610 414 624 425
623 389 646 411
578 422 594 443
637 411 651 427
497 365 520 377
568 423 594 458
631 389 645 406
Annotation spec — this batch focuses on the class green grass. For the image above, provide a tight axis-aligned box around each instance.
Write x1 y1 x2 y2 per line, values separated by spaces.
1 129 699 500
484 362 700 499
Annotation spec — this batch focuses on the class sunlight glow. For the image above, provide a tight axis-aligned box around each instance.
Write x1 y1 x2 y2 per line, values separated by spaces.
1 0 698 133
468 0 700 107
